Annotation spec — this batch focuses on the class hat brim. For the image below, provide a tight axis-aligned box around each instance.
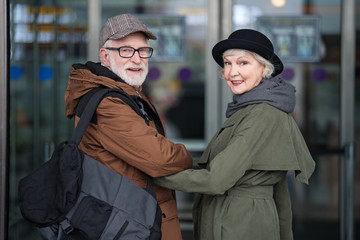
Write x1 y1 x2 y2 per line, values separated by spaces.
212 39 284 76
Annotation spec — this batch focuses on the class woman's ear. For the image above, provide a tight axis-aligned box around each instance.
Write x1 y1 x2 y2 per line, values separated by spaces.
99 48 110 67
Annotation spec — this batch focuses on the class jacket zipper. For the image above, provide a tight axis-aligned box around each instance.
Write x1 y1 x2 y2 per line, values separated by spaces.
135 88 142 98
113 220 129 240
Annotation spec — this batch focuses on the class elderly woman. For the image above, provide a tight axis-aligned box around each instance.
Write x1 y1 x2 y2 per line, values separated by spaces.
155 29 315 240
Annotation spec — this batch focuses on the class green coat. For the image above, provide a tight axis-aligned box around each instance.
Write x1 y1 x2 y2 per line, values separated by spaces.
155 103 315 240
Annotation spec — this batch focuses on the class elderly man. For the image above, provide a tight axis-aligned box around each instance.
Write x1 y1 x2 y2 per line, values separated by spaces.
64 14 193 240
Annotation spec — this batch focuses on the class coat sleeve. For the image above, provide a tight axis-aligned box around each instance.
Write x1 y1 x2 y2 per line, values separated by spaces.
155 109 265 195
155 130 257 195
155 104 305 195
95 96 193 177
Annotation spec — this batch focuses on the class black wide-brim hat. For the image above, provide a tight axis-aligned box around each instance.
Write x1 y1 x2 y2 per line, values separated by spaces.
212 29 284 76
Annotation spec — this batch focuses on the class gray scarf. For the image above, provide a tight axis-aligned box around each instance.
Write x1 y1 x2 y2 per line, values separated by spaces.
226 76 296 118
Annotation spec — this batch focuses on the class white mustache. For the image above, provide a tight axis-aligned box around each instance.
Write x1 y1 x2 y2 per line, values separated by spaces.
124 62 145 70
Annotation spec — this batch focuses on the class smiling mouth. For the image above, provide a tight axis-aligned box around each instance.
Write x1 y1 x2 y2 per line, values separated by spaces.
127 68 142 72
231 80 244 85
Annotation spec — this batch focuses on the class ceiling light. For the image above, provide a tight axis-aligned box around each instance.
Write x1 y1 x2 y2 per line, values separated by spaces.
271 0 286 7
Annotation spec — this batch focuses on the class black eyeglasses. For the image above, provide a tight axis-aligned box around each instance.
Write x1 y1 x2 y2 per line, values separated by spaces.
106 46 154 59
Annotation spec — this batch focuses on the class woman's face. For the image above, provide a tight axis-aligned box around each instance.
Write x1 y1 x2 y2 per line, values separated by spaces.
223 50 264 95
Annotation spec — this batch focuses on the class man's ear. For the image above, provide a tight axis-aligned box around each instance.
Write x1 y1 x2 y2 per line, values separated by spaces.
99 48 110 67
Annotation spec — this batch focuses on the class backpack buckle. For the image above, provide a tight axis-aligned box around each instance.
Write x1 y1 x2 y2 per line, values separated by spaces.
60 218 74 234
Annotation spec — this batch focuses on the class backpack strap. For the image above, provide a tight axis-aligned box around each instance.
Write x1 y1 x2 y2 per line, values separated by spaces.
131 96 165 136
72 87 163 199
75 87 165 136
76 87 149 124
70 88 135 145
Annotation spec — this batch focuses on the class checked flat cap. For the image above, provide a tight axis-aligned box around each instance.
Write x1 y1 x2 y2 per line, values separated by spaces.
99 14 157 48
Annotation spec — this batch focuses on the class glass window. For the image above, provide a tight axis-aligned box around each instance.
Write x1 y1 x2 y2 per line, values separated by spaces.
99 1 208 139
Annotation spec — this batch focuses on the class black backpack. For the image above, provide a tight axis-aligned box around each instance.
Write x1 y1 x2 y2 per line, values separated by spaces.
18 87 163 240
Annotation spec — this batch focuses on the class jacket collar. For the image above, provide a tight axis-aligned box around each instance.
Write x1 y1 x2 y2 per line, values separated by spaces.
72 61 126 84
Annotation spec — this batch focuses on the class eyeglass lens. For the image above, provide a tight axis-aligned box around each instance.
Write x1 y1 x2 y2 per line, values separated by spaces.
120 47 153 58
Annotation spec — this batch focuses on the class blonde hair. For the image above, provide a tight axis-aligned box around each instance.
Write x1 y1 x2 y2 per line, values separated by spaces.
221 49 274 79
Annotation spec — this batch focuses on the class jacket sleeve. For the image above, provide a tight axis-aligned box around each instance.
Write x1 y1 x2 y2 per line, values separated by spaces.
155 104 302 195
155 134 253 195
155 110 261 195
95 96 193 177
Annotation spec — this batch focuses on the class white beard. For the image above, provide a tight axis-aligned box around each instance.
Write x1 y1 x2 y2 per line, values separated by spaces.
108 53 148 88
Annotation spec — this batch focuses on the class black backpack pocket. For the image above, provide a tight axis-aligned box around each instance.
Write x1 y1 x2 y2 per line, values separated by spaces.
69 196 112 240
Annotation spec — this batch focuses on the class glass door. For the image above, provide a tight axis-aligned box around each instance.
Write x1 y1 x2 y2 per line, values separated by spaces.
9 1 89 239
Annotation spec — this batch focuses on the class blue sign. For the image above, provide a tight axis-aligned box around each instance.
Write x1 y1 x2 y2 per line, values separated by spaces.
10 65 23 81
38 65 54 82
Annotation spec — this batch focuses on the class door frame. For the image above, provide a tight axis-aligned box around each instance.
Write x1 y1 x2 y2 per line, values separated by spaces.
0 1 9 240
340 0 356 239
205 0 234 142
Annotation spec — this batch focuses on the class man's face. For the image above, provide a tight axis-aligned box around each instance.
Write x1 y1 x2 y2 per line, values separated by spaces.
103 32 149 88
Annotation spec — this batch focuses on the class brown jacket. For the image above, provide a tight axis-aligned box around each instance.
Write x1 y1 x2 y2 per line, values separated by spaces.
64 62 193 240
